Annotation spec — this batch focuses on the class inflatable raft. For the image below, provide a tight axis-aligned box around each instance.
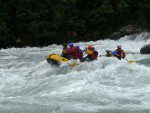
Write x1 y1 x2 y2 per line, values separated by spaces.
47 54 69 66
47 54 82 67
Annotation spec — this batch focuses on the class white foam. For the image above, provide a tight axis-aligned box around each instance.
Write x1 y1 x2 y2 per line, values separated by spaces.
0 33 150 112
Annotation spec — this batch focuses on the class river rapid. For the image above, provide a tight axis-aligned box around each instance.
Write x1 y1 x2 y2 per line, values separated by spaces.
0 32 150 113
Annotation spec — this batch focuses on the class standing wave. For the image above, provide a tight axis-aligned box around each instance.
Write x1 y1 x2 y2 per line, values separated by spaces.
0 33 150 113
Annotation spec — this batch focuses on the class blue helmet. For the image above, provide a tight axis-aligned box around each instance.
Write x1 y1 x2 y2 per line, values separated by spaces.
68 43 73 47
75 46 80 49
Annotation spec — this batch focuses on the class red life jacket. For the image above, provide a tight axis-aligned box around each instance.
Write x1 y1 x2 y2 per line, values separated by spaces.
116 49 125 58
76 47 83 59
67 47 81 59
89 50 98 60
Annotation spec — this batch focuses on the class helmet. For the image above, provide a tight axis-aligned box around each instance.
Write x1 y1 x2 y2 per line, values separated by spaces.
63 43 67 47
105 48 110 52
87 46 94 50
68 43 74 47
75 46 80 50
117 45 121 48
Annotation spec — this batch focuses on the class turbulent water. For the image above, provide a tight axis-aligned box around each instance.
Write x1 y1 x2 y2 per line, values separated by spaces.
0 32 150 113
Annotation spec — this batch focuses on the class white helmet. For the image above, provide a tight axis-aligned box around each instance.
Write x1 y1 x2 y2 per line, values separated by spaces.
117 45 121 48
105 48 110 52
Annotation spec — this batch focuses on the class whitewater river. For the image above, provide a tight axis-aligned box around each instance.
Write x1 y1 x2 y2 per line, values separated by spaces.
0 32 150 113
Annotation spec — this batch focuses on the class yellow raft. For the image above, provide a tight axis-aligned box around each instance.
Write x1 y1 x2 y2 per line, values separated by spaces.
46 54 82 67
47 54 69 66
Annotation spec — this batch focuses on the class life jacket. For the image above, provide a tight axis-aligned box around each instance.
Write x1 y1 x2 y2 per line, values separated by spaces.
75 46 83 59
93 50 98 59
78 49 83 59
88 50 98 60
67 47 81 59
85 49 93 55
61 47 70 59
116 49 125 58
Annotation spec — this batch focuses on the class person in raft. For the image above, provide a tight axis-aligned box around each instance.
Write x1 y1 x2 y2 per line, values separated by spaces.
82 45 98 62
61 43 70 59
105 48 114 57
66 43 82 65
114 45 126 60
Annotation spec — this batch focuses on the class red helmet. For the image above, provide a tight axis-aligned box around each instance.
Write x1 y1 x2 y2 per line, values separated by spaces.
87 46 95 50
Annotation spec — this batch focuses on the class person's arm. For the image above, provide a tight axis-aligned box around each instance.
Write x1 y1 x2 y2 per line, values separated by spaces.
121 49 125 58
114 54 121 60
121 53 124 58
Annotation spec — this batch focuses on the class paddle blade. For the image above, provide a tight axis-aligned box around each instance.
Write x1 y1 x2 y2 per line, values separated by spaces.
128 60 136 63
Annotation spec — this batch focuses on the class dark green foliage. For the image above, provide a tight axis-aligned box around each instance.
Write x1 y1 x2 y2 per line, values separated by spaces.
0 0 150 48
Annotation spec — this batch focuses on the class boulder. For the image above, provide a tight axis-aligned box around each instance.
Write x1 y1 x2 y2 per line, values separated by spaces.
109 25 142 40
118 25 141 34
140 44 150 54
108 32 124 40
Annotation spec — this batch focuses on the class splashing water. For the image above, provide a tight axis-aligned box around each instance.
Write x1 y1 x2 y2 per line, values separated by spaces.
0 32 150 113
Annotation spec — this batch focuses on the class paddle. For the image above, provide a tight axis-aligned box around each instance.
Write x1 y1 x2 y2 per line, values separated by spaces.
99 51 137 63
124 59 137 63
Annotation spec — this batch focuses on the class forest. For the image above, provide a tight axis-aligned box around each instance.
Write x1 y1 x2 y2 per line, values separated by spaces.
0 0 150 48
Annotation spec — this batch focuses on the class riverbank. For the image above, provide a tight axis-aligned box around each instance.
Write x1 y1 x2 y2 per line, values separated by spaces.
0 25 147 49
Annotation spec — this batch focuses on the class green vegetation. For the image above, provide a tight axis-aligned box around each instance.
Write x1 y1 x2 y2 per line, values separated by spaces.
0 0 150 48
